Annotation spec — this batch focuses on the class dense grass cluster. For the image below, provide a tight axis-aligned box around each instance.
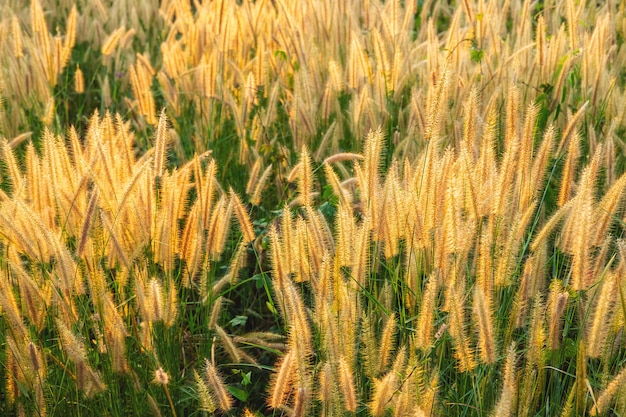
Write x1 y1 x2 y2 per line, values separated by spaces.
2 0 626 416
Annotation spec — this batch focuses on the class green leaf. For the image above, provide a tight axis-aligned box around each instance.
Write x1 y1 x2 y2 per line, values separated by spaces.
229 315 248 327
227 386 249 402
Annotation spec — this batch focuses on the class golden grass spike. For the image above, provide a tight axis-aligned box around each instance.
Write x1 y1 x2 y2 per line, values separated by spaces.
318 361 332 409
245 159 261 196
587 273 616 358
207 196 232 259
215 324 242 364
76 188 99 258
593 172 626 245
103 294 128 373
101 27 127 56
11 17 23 59
557 131 580 206
294 218 312 282
203 359 233 412
298 146 314 207
425 62 449 143
490 343 517 417
201 159 217 229
194 370 217 413
556 101 589 154
369 372 399 417
62 6 77 64
74 64 85 93
250 164 272 206
268 350 296 409
337 356 357 412
1 138 24 195
153 109 169 178
473 286 497 364
0 277 28 341
448 281 476 372
415 274 438 350
590 365 626 415
378 313 397 374
547 281 568 350
230 188 255 243
148 278 164 322
180 202 203 285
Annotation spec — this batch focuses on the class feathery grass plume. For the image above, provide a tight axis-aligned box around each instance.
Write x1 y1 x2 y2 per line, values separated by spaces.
362 314 381 378
245 159 262 196
323 152 364 166
180 202 203 285
129 57 157 125
415 274 438 350
378 313 397 374
0 275 28 340
162 277 178 327
1 138 24 195
297 146 314 207
148 278 164 322
556 101 589 154
381 162 405 258
153 109 169 178
350 216 371 289
14 264 50 331
103 294 128 373
215 324 251 364
203 359 233 412
318 361 334 413
530 200 573 252
101 26 127 56
424 61 449 143
335 203 356 268
55 318 106 397
61 5 77 66
593 171 626 245
268 224 289 317
518 295 547 416
337 356 357 412
591 365 626 415
199 159 217 229
268 350 296 409
76 188 99 258
568 146 602 291
153 367 170 386
587 272 616 358
206 196 232 259
447 281 476 373
194 369 216 413
558 131 580 207
490 343 517 417
11 16 23 59
575 341 588 416
74 64 84 93
147 394 163 417
324 163 351 208
249 163 272 206
294 217 312 283
361 128 385 231
547 280 569 350
277 207 294 275
369 371 399 417
230 188 255 243
473 286 497 364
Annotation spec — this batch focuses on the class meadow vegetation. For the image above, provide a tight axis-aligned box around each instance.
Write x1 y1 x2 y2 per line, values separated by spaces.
1 0 626 416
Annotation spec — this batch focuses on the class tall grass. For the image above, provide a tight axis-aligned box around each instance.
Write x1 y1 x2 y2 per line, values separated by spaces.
1 0 626 416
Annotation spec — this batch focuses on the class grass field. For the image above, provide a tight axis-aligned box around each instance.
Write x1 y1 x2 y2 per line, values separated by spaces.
2 0 626 416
